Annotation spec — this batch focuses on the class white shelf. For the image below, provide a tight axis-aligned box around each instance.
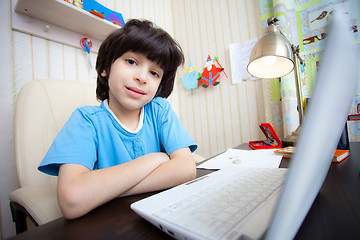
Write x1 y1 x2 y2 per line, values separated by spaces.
11 0 121 52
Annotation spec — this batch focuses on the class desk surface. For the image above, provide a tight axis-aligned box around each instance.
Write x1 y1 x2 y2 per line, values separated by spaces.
9 143 360 240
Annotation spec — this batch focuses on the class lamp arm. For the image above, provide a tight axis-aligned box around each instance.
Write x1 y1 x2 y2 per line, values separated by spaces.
292 45 304 124
292 45 305 66
267 17 279 26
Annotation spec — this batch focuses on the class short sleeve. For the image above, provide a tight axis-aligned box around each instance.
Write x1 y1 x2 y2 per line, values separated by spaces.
154 98 197 154
38 109 98 176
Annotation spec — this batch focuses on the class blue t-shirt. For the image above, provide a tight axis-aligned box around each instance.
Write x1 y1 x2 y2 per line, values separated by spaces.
38 97 197 176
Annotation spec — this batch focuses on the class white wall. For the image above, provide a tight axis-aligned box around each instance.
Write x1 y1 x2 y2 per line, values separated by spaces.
0 0 264 238
1 1 18 238
171 0 264 157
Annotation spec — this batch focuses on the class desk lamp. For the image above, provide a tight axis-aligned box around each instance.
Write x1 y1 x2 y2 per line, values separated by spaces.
247 17 305 142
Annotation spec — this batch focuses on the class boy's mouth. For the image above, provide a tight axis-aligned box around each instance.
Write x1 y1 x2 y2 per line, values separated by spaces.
126 87 145 96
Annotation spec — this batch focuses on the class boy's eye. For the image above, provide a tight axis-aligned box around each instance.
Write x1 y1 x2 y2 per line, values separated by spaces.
150 70 160 78
126 59 137 65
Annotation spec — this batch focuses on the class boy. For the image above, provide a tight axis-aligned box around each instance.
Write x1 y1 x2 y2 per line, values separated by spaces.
38 19 197 219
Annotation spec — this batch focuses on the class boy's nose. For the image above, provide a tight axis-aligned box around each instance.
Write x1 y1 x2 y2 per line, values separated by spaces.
135 69 147 84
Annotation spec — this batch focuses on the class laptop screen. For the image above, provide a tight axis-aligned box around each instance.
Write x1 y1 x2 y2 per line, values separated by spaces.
266 8 359 240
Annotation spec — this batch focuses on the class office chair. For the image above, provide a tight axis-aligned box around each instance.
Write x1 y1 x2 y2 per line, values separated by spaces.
9 79 205 233
10 79 99 233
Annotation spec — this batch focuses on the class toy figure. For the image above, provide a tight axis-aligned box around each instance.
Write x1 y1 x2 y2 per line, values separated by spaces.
198 55 226 88
181 62 200 90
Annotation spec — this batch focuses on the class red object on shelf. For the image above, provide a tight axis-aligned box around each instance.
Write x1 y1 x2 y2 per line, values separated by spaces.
90 10 105 19
249 123 282 149
347 103 360 121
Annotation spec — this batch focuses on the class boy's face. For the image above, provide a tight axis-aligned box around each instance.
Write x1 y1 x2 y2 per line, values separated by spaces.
105 51 164 114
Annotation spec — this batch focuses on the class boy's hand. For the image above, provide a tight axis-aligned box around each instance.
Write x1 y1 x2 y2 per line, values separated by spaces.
147 152 170 164
57 152 171 219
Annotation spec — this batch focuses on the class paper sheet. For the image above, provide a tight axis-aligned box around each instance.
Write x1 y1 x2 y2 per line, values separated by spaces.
229 39 258 83
197 148 282 170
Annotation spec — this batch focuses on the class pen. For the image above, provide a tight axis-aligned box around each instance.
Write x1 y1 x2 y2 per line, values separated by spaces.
263 139 275 147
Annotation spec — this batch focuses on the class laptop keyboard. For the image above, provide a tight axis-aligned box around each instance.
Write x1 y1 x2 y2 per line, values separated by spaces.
153 168 287 239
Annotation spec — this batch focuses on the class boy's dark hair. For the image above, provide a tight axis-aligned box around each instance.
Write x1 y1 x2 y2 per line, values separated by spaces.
96 19 185 100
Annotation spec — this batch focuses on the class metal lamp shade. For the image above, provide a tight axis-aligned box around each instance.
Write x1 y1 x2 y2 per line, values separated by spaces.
247 24 295 79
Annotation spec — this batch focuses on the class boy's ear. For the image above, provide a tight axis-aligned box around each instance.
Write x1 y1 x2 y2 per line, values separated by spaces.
101 70 107 77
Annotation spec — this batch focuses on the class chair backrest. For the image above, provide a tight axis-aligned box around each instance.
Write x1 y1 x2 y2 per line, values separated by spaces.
14 80 99 188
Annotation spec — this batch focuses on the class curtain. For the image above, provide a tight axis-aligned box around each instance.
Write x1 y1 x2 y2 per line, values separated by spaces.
259 0 360 141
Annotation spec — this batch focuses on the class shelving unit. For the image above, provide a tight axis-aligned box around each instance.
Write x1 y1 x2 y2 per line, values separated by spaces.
11 0 121 52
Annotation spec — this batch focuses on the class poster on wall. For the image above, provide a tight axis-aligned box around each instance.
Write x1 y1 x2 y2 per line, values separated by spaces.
295 0 360 140
295 0 360 101
229 39 258 83
296 0 359 54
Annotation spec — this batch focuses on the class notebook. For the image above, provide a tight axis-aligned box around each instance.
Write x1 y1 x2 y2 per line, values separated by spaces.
131 9 358 240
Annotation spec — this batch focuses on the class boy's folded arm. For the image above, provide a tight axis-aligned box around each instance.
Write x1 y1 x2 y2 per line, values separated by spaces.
119 147 196 197
57 152 169 219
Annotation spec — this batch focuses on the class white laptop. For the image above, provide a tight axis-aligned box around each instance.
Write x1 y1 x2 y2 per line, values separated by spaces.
131 9 358 240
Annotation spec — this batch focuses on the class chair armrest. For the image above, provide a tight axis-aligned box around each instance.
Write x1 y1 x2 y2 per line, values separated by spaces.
9 186 62 226
193 153 206 163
